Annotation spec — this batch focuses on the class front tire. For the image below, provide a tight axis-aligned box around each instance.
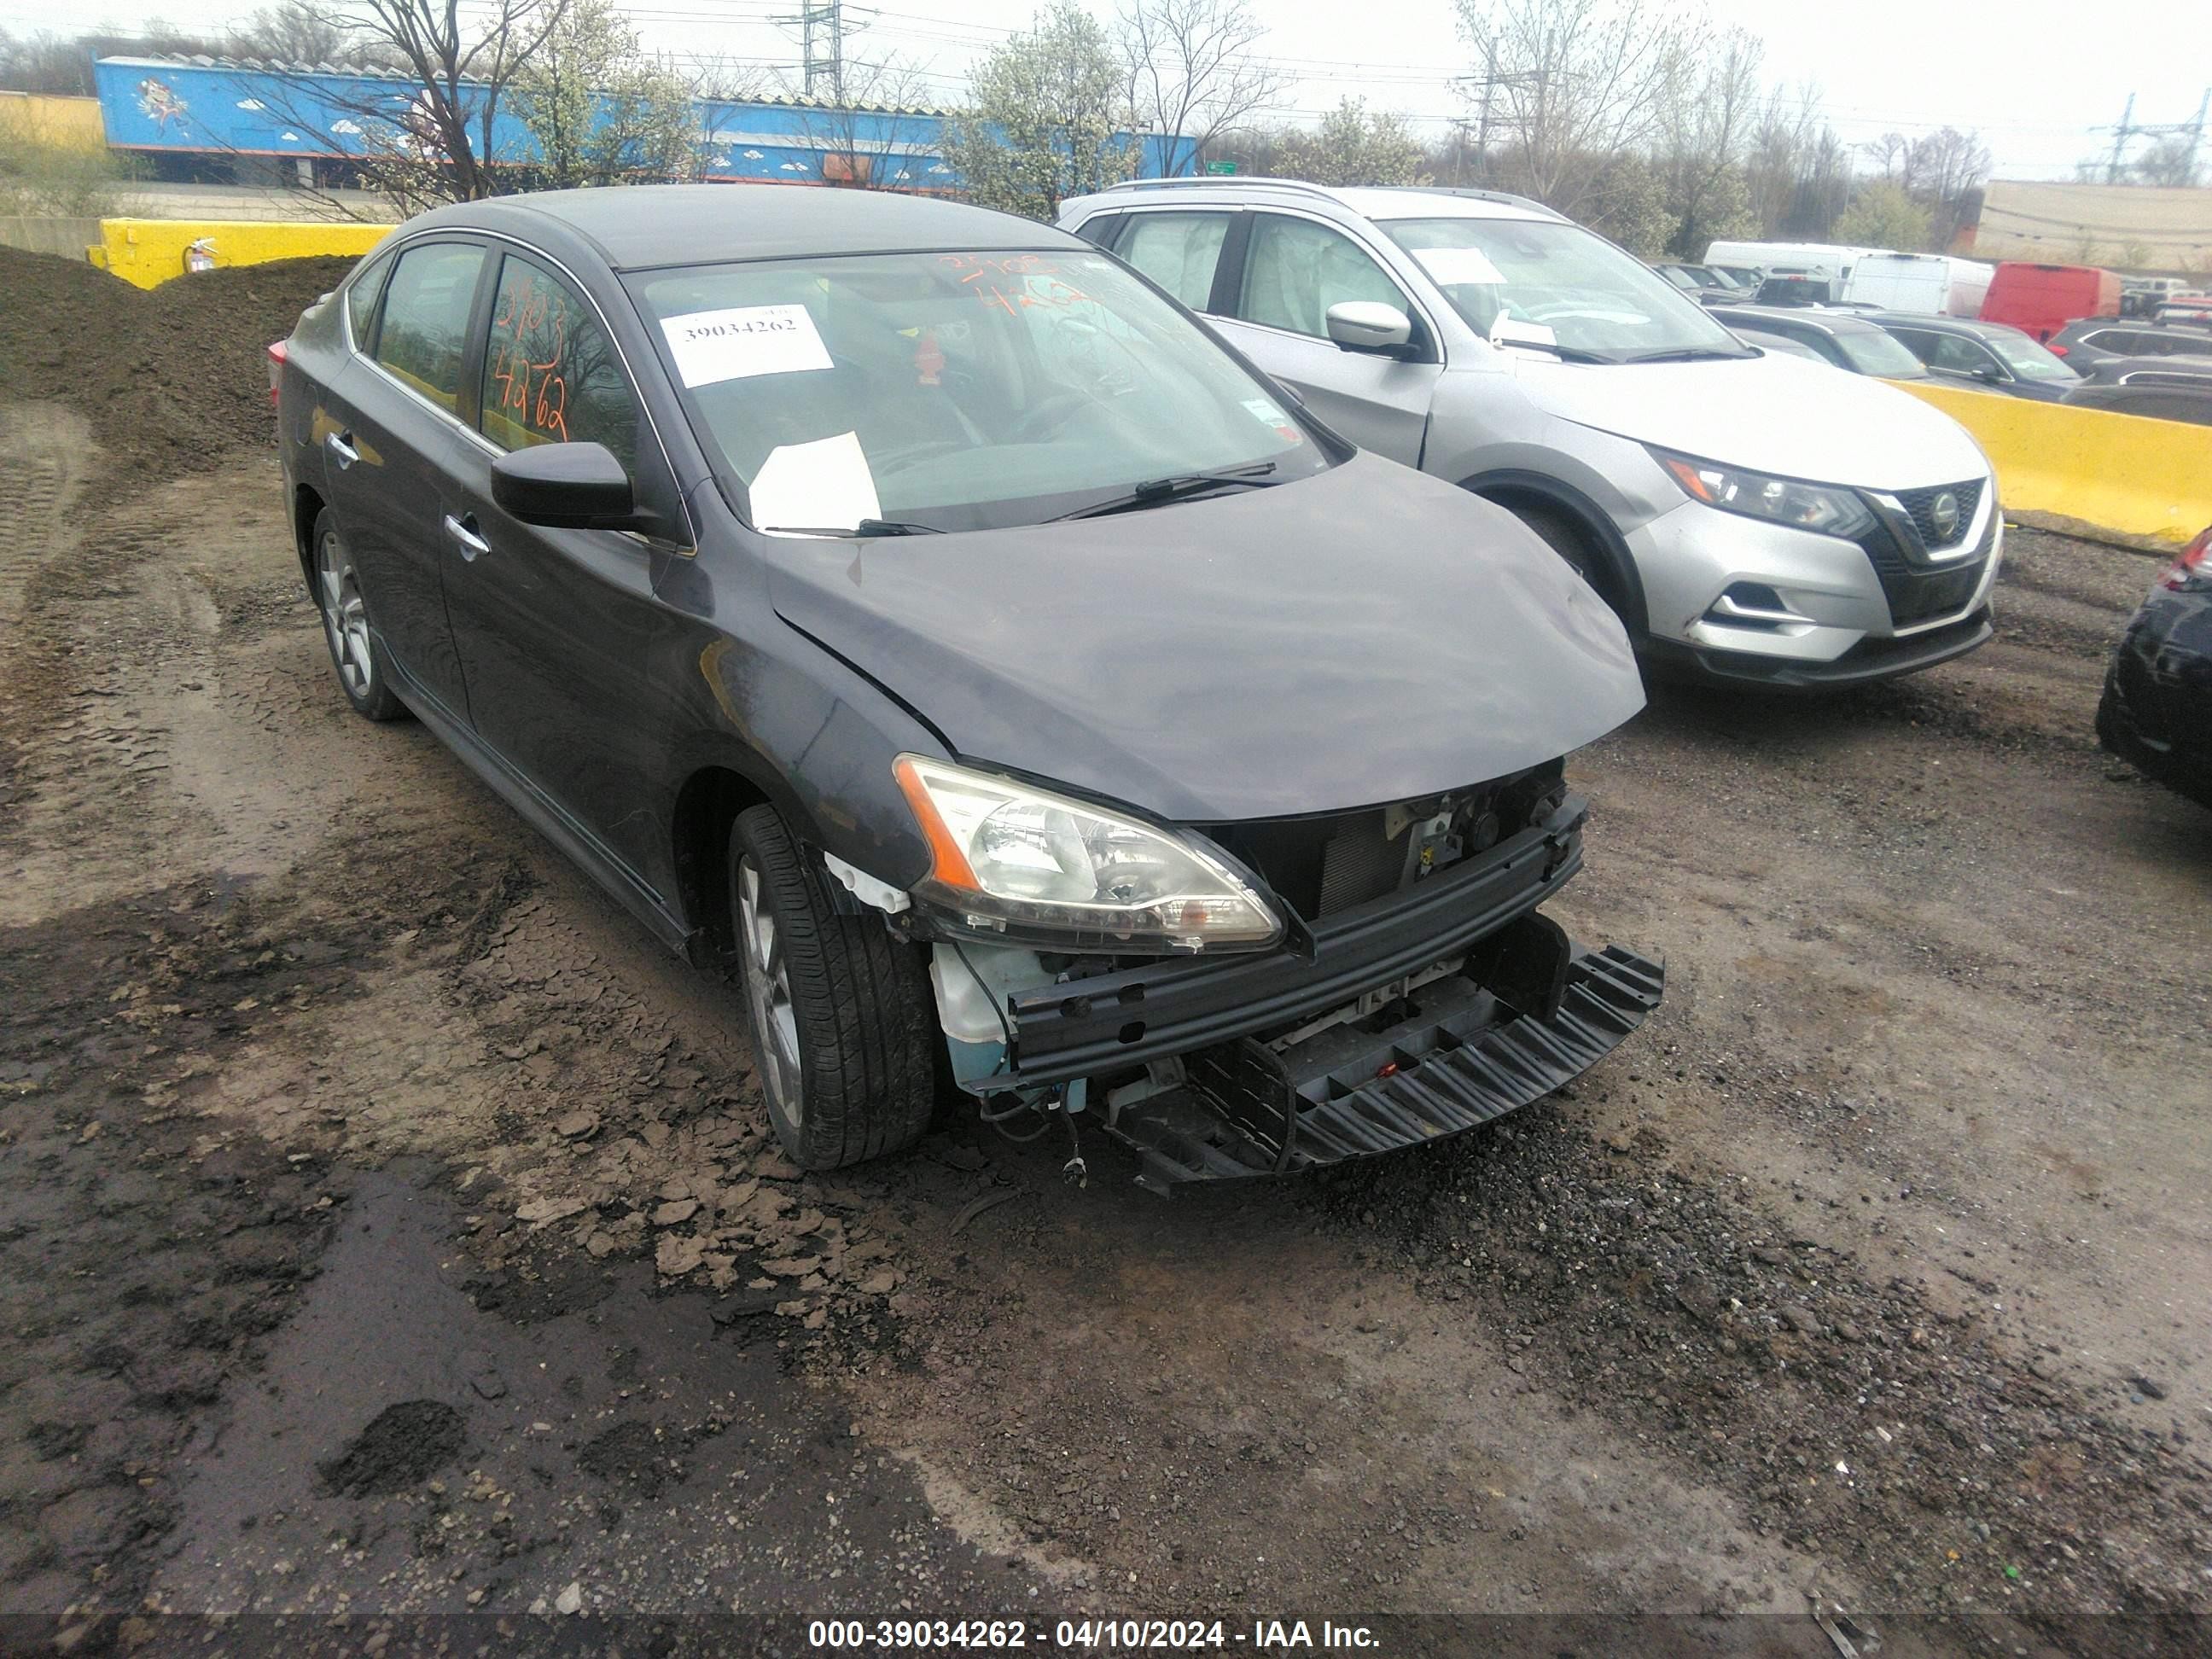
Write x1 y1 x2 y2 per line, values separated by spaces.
1510 504 1631 632
310 509 406 722
728 805 937 1169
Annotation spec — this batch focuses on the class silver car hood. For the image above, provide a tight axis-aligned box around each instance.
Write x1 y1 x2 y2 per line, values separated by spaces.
1511 350 1991 490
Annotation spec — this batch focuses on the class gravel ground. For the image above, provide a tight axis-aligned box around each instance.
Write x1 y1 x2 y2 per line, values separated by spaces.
0 354 2207 1656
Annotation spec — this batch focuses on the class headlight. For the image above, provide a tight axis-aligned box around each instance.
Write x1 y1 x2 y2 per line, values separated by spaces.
893 755 1283 955
1651 447 1872 539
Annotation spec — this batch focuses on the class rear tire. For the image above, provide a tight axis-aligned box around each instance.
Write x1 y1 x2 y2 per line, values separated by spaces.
310 509 407 722
728 804 937 1169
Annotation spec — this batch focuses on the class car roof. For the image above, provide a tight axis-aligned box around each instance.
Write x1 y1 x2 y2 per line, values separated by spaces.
1854 312 2023 340
1706 303 1884 335
1061 178 1563 225
2093 356 2212 376
404 184 1080 271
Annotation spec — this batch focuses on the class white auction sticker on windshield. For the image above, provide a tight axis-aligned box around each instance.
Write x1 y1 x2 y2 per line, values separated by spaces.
750 432 882 533
1414 247 1506 287
1241 397 1302 442
660 304 831 387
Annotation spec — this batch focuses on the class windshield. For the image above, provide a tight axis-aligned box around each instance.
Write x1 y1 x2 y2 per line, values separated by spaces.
1985 331 2079 382
628 249 1327 533
1380 217 1747 363
1834 328 1929 378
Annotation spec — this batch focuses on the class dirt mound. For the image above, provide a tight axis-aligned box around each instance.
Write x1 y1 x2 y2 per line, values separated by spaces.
0 246 358 479
317 1400 465 1498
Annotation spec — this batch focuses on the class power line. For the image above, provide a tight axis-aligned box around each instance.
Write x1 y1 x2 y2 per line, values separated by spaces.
2092 88 2210 183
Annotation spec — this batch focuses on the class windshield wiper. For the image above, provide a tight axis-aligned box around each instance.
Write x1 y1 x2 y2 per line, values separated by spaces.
1621 346 1756 364
1493 337 1616 364
769 517 945 538
1050 462 1280 521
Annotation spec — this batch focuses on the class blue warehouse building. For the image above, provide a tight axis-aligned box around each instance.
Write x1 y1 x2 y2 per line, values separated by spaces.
92 55 1191 192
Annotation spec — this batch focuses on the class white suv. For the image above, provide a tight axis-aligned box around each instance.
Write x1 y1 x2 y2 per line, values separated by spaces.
1058 179 2001 689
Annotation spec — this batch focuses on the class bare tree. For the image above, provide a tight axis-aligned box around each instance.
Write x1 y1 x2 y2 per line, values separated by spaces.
1117 0 1286 174
1656 25 1761 254
254 0 569 212
2133 133 2200 189
0 29 96 95
1743 81 1846 238
1909 125 1990 247
1452 0 1700 221
773 55 945 190
1860 125 1987 247
228 2 388 67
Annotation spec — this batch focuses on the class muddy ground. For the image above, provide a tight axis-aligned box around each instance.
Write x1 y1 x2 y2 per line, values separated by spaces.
1 265 2209 1654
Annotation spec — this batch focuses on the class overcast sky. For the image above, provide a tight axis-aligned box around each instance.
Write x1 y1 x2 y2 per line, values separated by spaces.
8 0 2209 182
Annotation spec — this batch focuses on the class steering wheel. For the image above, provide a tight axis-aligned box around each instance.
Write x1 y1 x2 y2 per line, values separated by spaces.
1014 389 1092 441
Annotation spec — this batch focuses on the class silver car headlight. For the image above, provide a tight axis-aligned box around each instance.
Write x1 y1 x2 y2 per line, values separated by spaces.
893 755 1283 955
1651 446 1874 539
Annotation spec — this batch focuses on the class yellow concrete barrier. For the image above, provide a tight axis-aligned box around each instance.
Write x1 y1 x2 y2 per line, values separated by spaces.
1892 379 2212 547
95 218 394 288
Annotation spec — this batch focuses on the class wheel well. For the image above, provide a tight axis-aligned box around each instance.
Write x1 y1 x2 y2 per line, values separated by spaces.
672 766 771 961
1470 480 1648 637
292 484 325 586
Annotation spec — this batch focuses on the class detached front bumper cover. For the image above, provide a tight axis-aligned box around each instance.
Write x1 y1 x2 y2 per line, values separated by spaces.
1112 937 1662 1192
1002 796 1592 1086
986 794 1663 1190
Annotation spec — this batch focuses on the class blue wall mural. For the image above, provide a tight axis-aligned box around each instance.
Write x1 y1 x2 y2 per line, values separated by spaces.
93 56 1189 189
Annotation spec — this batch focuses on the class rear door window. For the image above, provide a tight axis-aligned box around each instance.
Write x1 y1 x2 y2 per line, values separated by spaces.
374 242 487 412
346 252 393 348
478 253 639 473
1115 212 1233 311
1234 213 1412 341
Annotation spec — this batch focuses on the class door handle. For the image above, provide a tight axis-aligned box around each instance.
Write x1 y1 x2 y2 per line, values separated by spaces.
325 429 358 468
443 513 492 562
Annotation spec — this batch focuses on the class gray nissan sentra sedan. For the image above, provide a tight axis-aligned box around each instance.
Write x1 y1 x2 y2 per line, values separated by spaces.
272 184 1662 1193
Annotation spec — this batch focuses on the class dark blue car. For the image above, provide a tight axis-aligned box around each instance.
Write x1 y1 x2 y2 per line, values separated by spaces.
2099 527 2212 809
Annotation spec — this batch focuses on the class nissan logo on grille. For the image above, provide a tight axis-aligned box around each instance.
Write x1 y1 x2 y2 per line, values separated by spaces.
1930 491 1961 544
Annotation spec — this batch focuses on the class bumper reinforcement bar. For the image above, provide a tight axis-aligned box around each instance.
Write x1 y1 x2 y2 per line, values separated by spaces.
1105 942 1664 1192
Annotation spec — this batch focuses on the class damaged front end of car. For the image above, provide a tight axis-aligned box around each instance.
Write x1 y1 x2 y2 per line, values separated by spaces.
827 756 1662 1195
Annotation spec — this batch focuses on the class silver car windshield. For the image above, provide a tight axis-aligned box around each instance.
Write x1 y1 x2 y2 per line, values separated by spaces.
628 250 1328 533
1380 217 1749 363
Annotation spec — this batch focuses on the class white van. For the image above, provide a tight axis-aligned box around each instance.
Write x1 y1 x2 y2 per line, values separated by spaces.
1842 253 1994 317
1703 241 1889 279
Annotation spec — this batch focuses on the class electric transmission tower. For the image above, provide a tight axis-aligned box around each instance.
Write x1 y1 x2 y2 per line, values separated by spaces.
771 0 865 101
2093 88 2211 184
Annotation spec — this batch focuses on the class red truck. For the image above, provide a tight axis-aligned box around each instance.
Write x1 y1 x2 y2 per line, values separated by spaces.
1979 262 2122 342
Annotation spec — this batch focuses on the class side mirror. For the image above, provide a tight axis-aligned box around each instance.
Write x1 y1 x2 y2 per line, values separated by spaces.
491 442 645 531
1325 300 1412 355
1972 364 2006 385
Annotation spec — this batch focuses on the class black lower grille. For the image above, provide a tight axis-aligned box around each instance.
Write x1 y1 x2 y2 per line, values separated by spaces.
1858 519 1990 627
1893 478 1984 551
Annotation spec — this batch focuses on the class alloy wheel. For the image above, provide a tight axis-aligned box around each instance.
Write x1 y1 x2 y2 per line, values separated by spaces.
737 855 802 1122
316 530 375 699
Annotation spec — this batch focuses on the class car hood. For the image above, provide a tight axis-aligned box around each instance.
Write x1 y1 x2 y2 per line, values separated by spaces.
1511 350 1990 489
765 453 1644 824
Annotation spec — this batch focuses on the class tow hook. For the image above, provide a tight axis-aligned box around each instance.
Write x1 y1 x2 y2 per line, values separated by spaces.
1541 830 1572 881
